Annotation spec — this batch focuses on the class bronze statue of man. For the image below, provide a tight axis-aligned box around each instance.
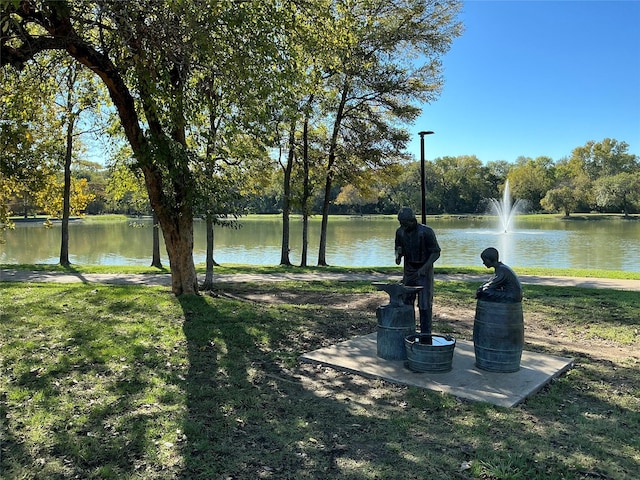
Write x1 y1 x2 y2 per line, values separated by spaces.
476 247 523 303
394 207 441 334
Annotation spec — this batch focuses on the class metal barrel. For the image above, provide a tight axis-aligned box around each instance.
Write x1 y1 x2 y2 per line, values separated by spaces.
376 304 415 361
405 334 456 373
473 300 524 373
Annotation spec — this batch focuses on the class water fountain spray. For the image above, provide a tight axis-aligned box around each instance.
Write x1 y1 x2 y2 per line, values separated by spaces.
489 180 524 233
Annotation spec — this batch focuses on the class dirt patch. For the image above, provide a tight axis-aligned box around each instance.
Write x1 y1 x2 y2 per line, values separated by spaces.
220 290 638 363
220 291 384 312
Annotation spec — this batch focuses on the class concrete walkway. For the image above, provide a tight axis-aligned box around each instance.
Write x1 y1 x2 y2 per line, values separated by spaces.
2 268 640 291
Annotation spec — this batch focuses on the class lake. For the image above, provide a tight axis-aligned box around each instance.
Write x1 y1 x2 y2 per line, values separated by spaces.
2 215 640 272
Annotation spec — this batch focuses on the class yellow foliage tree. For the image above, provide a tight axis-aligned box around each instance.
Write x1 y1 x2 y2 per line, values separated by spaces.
35 175 94 219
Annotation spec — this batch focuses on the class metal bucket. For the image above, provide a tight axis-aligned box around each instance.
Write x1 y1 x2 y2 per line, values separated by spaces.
376 304 415 360
404 334 456 372
473 300 524 372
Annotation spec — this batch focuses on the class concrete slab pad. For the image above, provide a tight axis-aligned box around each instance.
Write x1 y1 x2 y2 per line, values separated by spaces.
300 333 573 408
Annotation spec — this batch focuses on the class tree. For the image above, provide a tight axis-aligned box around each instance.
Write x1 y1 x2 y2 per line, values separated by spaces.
76 160 108 215
299 109 323 266
188 63 274 283
35 174 94 219
2 0 288 295
295 114 326 266
432 155 490 213
265 0 332 267
553 156 593 213
314 0 462 265
2 51 105 264
277 118 297 266
1 61 62 222
541 185 579 217
55 59 106 266
508 156 556 212
197 170 244 290
0 175 17 240
335 184 376 213
594 172 640 217
194 143 257 290
481 160 510 208
555 139 639 213
572 138 638 179
380 160 424 213
105 158 151 216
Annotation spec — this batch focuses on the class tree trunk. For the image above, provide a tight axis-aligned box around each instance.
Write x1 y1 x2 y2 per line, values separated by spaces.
280 202 292 266
280 120 296 266
301 214 309 267
201 214 219 290
317 173 332 266
157 208 198 296
74 45 197 295
317 80 349 266
622 195 629 218
300 112 311 267
59 113 74 267
150 210 163 268
84 92 192 292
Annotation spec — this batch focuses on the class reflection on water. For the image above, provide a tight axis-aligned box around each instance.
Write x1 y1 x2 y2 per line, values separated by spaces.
1 216 639 272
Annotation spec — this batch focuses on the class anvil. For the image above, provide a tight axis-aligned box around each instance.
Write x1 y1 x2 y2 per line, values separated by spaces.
372 282 423 306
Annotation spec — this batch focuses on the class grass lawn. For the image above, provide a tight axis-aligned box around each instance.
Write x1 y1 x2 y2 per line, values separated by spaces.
1 279 638 479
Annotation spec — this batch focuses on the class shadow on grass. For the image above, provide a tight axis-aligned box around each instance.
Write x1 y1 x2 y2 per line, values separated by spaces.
176 293 461 479
1 282 638 479
176 284 640 479
0 284 184 478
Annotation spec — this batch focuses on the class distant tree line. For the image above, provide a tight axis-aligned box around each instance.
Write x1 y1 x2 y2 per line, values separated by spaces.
4 137 638 220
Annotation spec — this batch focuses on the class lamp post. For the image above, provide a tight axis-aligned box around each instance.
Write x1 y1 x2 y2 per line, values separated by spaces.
418 130 434 224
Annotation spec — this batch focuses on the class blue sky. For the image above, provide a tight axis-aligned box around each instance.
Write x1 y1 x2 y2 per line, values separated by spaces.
406 0 640 164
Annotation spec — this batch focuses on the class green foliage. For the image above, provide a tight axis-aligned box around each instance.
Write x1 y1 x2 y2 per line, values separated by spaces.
1 51 109 225
541 185 579 217
508 156 556 211
105 154 151 215
552 139 640 215
431 155 492 213
594 172 640 216
574 138 638 179
1 65 63 218
2 0 307 293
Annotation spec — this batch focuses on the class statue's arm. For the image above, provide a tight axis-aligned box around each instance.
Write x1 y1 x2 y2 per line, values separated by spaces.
417 230 441 275
478 267 507 293
394 230 403 265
